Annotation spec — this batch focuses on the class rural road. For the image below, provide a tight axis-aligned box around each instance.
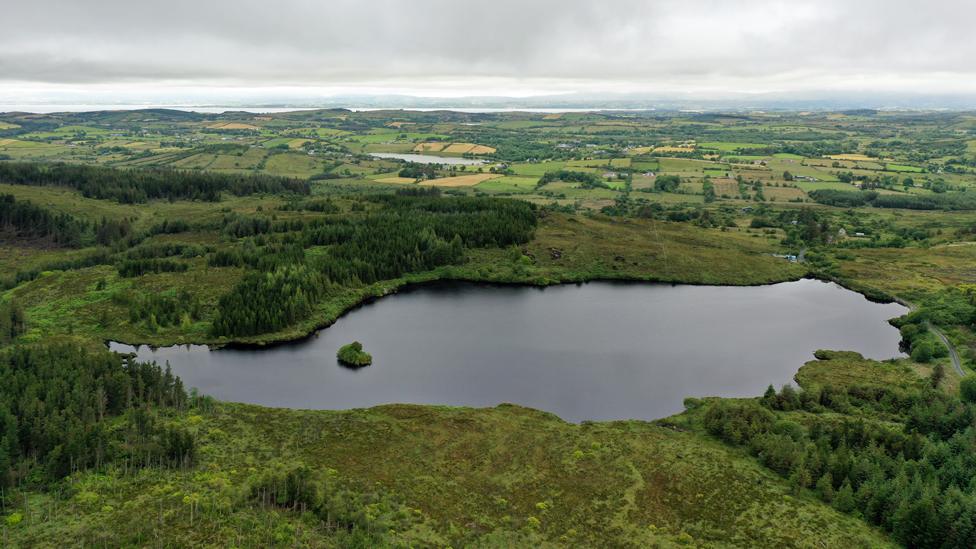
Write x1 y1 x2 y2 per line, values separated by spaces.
930 323 964 377
897 297 964 377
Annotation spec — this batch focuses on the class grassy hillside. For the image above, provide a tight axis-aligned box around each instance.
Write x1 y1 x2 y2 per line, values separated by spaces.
6 396 892 547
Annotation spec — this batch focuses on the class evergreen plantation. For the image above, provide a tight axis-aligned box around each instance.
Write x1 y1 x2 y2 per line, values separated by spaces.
208 190 536 337
0 193 88 246
0 344 195 491
704 354 976 548
0 162 310 203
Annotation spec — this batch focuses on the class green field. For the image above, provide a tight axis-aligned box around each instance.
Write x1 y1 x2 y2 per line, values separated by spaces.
886 163 924 173
510 160 568 176
475 175 538 193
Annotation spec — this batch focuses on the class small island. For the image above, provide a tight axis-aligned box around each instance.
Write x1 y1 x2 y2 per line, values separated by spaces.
337 341 372 367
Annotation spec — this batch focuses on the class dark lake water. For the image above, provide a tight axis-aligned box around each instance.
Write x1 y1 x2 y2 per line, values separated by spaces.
110 279 907 422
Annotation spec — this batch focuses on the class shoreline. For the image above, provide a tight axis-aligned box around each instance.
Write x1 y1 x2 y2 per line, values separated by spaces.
110 268 906 353
106 276 911 424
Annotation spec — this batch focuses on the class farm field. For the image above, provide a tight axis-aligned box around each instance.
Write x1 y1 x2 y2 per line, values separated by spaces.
474 175 537 193
422 173 501 187
1 106 971 218
413 141 496 155
207 121 260 130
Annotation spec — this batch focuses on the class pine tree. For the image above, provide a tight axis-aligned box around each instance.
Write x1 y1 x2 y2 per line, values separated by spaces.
834 479 856 513
788 463 811 495
0 440 9 488
816 472 834 502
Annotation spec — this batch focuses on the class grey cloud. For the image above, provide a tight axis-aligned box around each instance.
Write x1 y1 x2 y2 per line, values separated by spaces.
1 0 975 95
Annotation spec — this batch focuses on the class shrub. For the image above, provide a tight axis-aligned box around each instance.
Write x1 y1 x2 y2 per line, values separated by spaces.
961 377 976 403
337 341 372 367
911 340 934 363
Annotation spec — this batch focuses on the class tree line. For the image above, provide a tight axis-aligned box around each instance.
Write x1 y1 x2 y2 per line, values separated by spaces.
809 189 976 211
398 163 439 180
0 194 89 247
277 198 340 213
116 258 189 278
537 170 608 189
0 194 143 249
0 162 310 203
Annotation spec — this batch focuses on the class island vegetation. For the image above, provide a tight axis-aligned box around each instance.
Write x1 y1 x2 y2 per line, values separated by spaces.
336 341 372 367
1 107 976 546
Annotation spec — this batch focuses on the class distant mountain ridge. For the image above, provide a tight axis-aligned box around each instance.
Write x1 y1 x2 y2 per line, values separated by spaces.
4 91 976 114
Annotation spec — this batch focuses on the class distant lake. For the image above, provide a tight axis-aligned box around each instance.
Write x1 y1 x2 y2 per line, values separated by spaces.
110 279 907 422
368 153 488 165
350 108 655 113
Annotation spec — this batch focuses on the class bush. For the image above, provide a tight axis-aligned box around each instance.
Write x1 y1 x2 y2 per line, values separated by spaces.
703 401 775 445
911 340 934 363
337 341 372 367
654 174 681 192
116 258 189 278
961 377 976 403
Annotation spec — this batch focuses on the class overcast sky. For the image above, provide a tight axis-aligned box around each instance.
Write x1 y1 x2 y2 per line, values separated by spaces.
1 0 975 103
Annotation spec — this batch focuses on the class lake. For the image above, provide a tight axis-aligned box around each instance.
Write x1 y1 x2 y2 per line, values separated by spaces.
368 152 488 165
110 279 908 422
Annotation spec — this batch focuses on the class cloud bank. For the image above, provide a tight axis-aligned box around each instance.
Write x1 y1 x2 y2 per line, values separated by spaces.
1 0 974 100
